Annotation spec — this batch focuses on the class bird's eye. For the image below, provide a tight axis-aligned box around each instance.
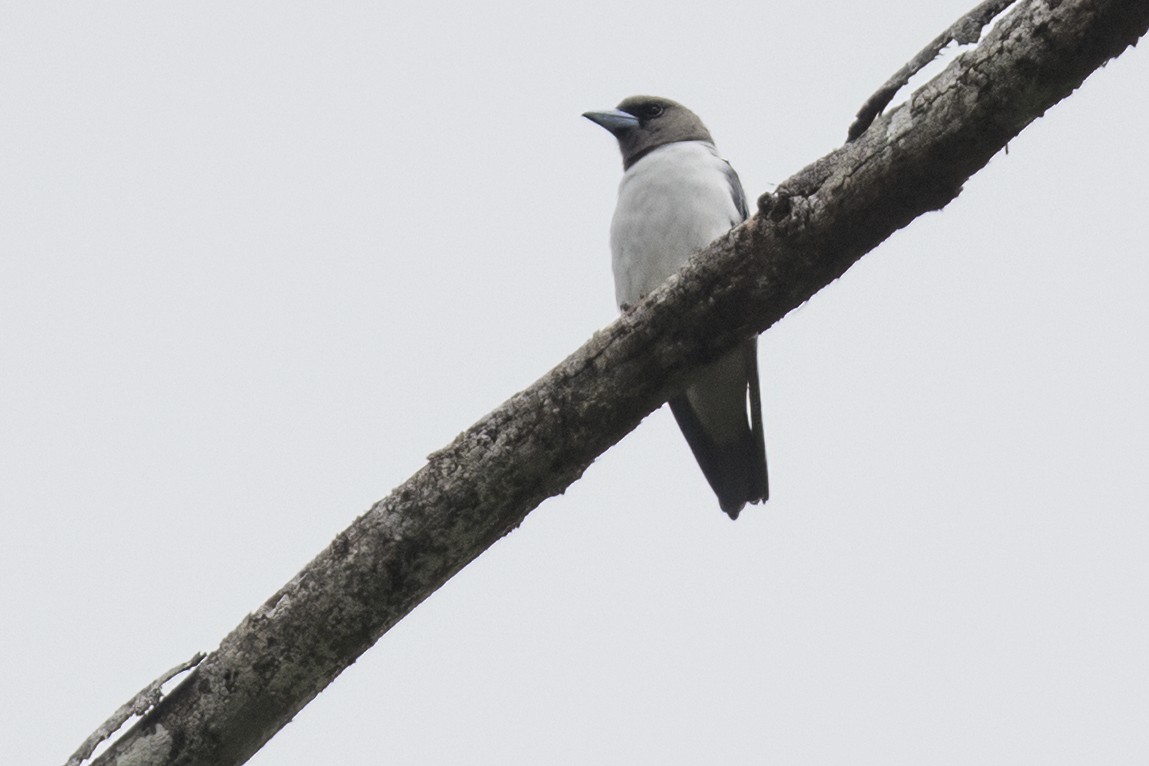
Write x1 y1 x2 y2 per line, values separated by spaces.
642 104 664 119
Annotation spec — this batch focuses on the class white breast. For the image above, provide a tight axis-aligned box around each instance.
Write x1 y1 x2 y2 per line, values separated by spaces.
610 140 743 308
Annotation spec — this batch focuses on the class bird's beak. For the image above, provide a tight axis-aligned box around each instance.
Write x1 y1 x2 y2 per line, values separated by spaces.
582 109 639 135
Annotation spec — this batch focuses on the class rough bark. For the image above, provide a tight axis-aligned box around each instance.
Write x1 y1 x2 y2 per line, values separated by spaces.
87 1 1148 763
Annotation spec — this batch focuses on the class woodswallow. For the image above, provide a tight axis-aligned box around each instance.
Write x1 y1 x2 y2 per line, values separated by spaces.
584 95 768 519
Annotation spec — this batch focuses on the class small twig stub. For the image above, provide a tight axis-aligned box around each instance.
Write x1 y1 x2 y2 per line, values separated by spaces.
847 0 1019 141
65 652 206 766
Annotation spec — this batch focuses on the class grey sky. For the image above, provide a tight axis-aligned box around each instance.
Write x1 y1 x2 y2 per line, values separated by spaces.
3 2 1147 764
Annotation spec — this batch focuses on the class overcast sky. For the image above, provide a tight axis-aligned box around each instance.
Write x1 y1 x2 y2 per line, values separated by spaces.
3 2 1148 764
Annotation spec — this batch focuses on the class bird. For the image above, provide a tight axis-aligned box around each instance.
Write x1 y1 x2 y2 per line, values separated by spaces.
583 95 768 519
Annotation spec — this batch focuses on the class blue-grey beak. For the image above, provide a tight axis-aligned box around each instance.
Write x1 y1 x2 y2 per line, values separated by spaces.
583 109 640 135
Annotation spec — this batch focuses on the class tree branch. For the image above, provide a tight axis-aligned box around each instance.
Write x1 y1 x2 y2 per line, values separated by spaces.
847 0 1020 141
85 0 1148 763
67 654 205 766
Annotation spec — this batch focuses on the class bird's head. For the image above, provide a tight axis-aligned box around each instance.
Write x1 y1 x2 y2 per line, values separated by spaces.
583 96 714 169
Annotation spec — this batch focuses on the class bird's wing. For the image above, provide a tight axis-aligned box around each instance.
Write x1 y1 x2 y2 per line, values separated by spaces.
723 160 749 222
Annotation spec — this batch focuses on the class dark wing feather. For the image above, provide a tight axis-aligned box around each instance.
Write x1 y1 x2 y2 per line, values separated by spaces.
723 160 749 222
743 338 769 503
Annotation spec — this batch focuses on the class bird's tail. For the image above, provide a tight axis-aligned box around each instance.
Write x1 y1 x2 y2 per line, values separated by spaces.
669 340 768 519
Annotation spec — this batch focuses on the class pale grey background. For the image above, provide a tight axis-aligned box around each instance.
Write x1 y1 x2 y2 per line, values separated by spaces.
2 2 1147 764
